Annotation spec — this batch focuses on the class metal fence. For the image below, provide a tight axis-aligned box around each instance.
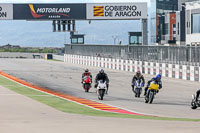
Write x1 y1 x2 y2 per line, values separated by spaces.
65 44 200 66
128 46 200 66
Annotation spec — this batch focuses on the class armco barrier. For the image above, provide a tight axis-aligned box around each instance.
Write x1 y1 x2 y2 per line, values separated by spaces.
64 54 200 82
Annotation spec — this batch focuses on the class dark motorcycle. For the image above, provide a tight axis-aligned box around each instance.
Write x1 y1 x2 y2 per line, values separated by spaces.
191 94 200 109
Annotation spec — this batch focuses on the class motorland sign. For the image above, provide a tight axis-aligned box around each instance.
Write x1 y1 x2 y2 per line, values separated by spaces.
13 4 86 20
87 3 147 20
0 4 13 20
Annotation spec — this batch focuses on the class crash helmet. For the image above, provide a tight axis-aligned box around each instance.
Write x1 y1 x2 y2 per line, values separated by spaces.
156 74 161 81
136 70 141 77
99 68 104 73
85 68 89 73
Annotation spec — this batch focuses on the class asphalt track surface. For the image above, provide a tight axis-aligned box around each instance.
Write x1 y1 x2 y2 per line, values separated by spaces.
1 86 200 133
0 59 200 119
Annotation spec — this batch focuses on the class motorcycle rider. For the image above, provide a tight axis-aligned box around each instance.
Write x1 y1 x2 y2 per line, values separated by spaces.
195 89 200 102
144 74 162 96
131 70 145 92
82 68 92 83
94 69 109 94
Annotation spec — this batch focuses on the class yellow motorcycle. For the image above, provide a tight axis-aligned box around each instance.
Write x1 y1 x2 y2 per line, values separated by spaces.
145 81 159 104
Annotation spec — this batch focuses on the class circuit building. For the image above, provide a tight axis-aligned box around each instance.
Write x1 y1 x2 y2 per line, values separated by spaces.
149 0 199 46
185 1 200 46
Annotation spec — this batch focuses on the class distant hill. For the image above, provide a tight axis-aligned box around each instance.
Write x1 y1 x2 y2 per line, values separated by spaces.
0 20 141 47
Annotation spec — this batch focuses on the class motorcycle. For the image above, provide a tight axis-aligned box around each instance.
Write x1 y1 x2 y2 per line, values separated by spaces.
133 80 143 98
97 80 107 100
82 76 92 92
145 81 159 104
191 94 200 109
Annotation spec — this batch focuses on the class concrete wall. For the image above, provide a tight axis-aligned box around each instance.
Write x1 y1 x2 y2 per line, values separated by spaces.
0 52 48 59
64 54 200 82
52 54 64 61
65 44 128 59
0 52 64 61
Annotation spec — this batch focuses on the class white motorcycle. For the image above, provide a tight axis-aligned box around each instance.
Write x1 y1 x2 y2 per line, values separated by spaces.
97 80 107 100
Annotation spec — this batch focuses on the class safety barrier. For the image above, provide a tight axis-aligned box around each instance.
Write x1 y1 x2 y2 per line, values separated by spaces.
65 44 200 66
64 54 200 82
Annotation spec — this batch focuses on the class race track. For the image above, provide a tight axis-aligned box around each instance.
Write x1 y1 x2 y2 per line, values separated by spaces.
0 59 199 119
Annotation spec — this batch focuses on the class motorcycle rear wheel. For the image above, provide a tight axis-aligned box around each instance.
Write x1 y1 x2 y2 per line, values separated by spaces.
84 84 90 92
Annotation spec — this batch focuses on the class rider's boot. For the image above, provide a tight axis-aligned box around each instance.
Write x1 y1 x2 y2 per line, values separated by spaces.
132 85 135 93
105 85 109 94
105 90 108 94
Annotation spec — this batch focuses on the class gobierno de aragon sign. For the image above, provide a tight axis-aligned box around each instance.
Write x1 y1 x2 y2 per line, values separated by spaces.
0 4 13 20
86 3 147 20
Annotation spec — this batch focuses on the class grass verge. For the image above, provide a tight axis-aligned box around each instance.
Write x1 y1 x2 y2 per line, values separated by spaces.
0 75 200 122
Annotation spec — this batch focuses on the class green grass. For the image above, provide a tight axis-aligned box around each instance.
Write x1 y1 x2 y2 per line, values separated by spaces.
0 75 200 122
0 48 57 53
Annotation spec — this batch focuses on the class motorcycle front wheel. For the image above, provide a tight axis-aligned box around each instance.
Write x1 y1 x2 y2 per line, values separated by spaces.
191 100 197 109
145 95 149 103
149 91 155 104
137 88 141 98
145 90 150 103
98 89 105 100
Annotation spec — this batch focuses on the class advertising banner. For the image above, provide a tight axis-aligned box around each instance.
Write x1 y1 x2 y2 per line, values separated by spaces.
13 4 86 20
0 4 13 20
87 3 147 20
